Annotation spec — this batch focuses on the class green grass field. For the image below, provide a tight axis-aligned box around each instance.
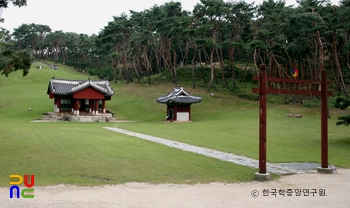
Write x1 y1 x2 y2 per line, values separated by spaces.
1 62 349 186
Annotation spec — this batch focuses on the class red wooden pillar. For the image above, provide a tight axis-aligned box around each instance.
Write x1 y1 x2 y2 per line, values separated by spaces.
320 69 328 168
56 97 61 112
259 64 267 174
174 105 178 121
95 100 99 114
167 105 169 119
72 99 74 113
75 99 79 115
72 99 75 113
54 97 57 112
103 100 106 113
89 99 92 113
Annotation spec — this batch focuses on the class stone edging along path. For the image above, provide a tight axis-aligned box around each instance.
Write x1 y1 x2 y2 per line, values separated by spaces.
104 127 316 175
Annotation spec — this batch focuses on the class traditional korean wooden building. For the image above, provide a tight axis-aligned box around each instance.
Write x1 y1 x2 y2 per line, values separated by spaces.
156 87 202 122
47 77 114 115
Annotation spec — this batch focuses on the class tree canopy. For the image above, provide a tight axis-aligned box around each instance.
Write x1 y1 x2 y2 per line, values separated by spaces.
1 0 350 92
0 0 31 77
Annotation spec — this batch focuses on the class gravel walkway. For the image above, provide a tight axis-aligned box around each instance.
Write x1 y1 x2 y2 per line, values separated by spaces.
104 127 320 175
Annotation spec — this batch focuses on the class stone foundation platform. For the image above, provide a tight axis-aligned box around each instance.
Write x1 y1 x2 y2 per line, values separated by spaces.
45 112 116 122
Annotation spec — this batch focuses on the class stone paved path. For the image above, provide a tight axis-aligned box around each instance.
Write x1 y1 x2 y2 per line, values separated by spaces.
104 127 319 175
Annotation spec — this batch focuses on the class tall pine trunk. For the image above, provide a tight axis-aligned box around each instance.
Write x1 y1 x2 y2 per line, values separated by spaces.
332 30 348 96
191 48 197 89
207 48 215 93
229 46 236 92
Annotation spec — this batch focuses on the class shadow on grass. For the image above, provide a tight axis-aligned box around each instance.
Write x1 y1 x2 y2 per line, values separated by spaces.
329 137 350 145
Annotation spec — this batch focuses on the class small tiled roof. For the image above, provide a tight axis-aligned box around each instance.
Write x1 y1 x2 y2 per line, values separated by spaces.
156 87 202 104
47 77 114 96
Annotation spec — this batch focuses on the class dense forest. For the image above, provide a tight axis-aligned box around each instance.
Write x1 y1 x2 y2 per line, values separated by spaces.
1 0 349 96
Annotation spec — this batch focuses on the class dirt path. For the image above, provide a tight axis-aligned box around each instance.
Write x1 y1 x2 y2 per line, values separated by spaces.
1 169 349 208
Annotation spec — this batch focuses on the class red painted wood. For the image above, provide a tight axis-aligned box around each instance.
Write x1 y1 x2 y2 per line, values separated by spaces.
57 97 61 110
321 70 328 168
259 64 267 174
177 106 190 112
174 105 177 121
165 104 192 122
252 88 333 96
103 100 106 112
252 66 332 174
73 87 105 99
253 76 323 84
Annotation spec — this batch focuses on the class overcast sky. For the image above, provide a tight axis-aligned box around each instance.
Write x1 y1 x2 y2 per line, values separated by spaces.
0 0 340 36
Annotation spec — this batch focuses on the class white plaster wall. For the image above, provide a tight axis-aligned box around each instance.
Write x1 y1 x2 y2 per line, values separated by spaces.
177 112 189 122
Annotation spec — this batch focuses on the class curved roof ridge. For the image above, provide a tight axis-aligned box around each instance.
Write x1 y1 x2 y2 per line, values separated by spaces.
156 87 202 104
69 80 107 94
47 77 113 96
89 81 107 93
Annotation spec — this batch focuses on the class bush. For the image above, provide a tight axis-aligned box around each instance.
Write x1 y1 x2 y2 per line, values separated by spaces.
333 96 350 126
88 68 115 81
337 115 350 126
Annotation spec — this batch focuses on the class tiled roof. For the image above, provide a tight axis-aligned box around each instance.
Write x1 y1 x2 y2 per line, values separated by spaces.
156 87 202 104
47 77 114 96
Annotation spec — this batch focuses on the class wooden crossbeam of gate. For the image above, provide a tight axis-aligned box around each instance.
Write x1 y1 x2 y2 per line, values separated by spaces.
252 77 333 96
252 64 333 174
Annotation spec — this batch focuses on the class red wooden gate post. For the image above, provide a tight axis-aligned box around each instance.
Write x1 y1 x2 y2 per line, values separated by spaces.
259 64 267 174
321 69 328 168
318 69 332 173
252 66 333 176
254 64 270 181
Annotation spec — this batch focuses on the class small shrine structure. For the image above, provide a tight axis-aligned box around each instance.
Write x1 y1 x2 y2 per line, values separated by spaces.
156 87 202 122
47 77 114 115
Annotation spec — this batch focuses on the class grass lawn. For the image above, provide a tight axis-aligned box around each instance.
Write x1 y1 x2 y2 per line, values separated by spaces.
0 63 258 186
1 62 349 187
113 81 350 167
